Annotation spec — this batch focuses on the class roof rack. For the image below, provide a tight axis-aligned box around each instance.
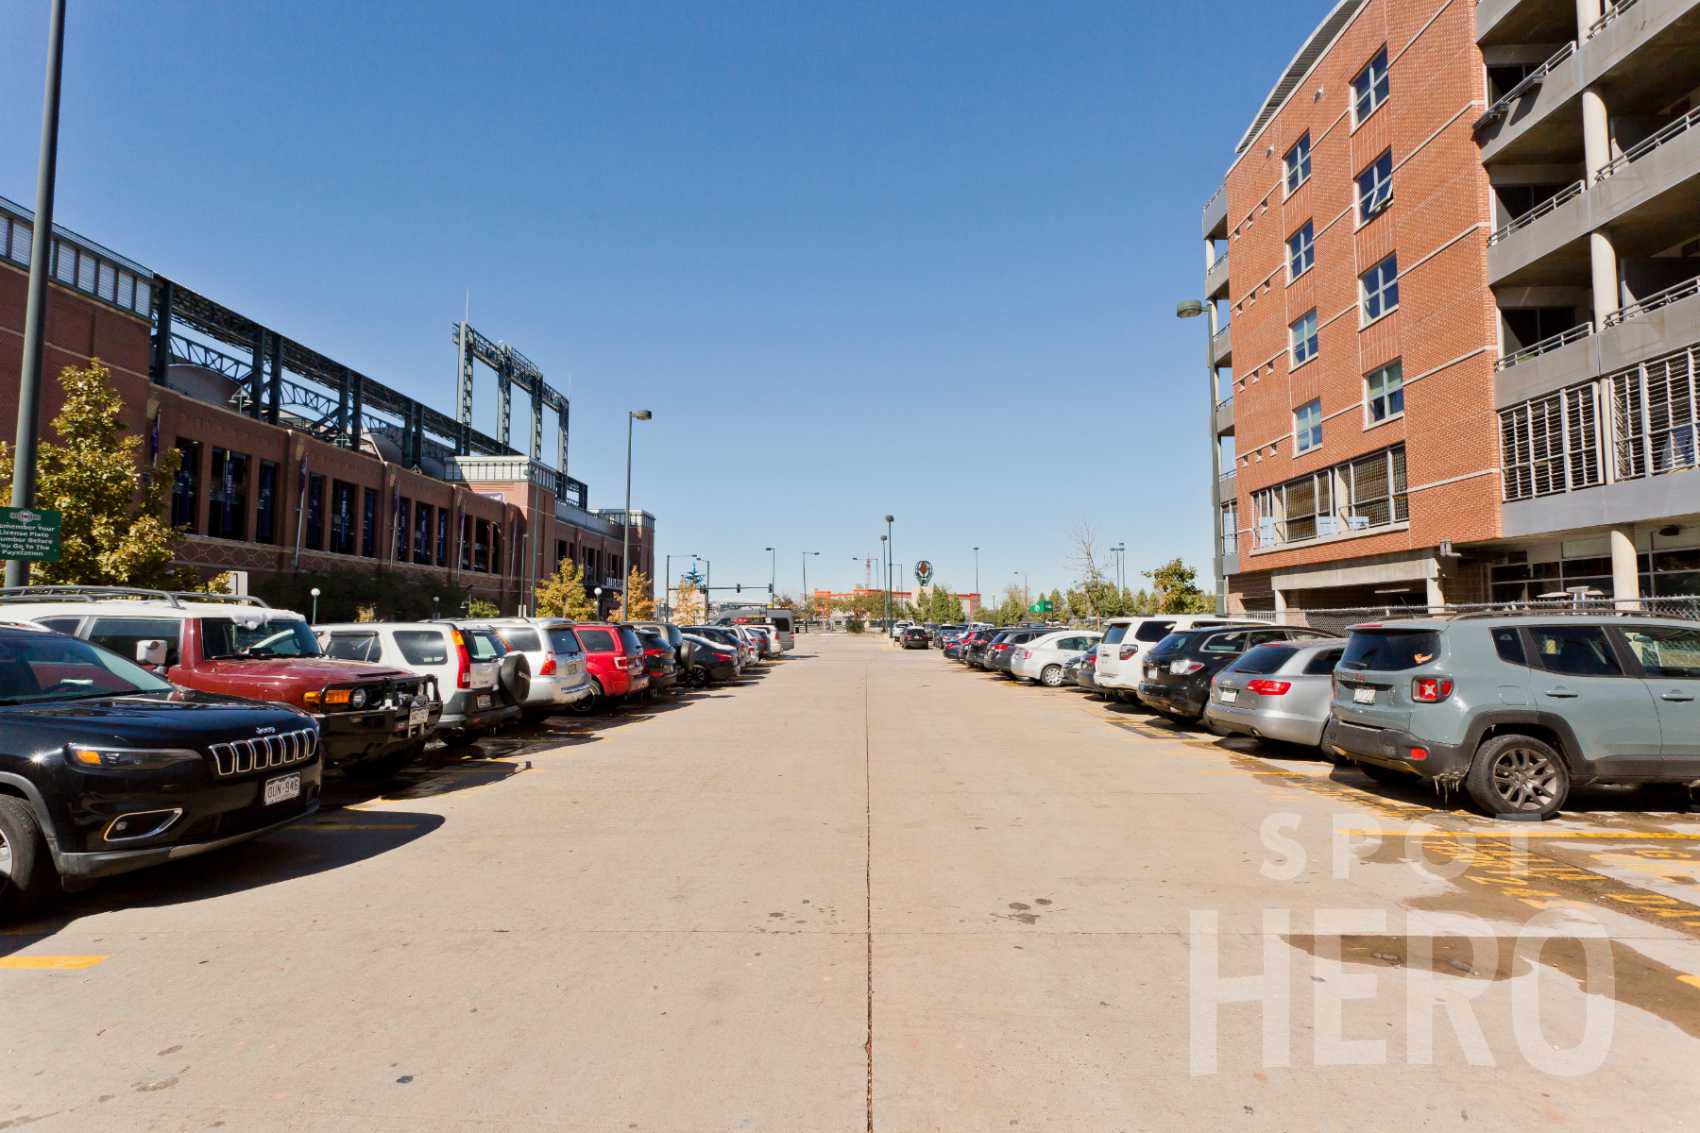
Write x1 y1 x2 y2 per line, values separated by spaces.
167 591 270 608
1448 607 1661 621
0 585 186 608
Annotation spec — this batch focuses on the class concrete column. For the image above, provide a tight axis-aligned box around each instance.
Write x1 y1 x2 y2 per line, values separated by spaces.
1575 0 1604 31
1610 527 1640 606
1425 573 1446 610
1582 86 1611 179
1273 586 1288 624
1581 84 1620 323
1589 230 1620 324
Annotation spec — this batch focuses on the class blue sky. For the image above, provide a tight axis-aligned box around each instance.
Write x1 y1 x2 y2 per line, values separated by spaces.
1 1 1301 601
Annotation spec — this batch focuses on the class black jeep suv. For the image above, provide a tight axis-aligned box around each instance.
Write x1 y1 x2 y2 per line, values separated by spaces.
0 624 322 914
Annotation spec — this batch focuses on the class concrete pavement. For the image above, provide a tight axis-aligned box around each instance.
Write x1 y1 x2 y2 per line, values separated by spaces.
4 633 1700 1130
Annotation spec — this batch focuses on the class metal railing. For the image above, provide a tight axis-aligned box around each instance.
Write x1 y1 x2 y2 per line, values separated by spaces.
1587 0 1641 38
1201 184 1226 224
1604 274 1700 327
1488 180 1584 245
1494 322 1593 370
1236 596 1700 636
0 193 153 319
1598 105 1700 181
1473 41 1577 134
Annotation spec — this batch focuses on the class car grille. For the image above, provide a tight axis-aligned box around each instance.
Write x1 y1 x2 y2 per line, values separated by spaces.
209 727 319 777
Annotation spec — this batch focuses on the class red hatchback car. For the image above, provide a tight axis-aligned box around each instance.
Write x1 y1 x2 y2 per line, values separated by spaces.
571 623 650 711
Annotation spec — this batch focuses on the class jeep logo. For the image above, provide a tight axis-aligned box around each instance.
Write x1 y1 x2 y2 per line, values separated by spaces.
254 725 276 735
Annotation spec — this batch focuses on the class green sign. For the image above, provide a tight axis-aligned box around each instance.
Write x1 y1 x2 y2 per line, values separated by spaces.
0 506 62 563
1028 598 1054 614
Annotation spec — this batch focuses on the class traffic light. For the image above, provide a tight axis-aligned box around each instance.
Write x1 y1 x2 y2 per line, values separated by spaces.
736 583 742 594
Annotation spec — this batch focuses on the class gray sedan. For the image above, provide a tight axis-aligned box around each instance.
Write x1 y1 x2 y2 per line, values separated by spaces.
1203 639 1345 747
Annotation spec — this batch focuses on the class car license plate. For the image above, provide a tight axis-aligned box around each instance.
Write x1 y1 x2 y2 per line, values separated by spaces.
262 772 301 806
1353 686 1377 705
1145 666 1158 679
1219 688 1237 704
476 693 493 710
408 706 429 729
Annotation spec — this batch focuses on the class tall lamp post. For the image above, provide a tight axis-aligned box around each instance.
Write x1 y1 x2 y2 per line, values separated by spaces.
5 0 67 589
309 587 321 625
764 545 776 599
1111 542 1127 592
1015 571 1029 616
1178 297 1228 615
802 550 820 626
883 514 895 632
622 409 652 618
879 533 889 631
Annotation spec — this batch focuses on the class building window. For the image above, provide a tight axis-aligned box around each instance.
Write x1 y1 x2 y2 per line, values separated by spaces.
1290 310 1318 367
473 519 489 573
1614 349 1700 480
1352 47 1389 125
1294 399 1323 454
1357 150 1393 223
255 460 278 544
395 498 411 561
330 481 357 555
1366 361 1404 424
207 448 248 540
1361 254 1399 322
415 503 432 563
1284 133 1311 195
1220 500 1238 557
1286 221 1315 281
1252 445 1406 549
361 488 378 558
1500 383 1602 501
492 525 504 576
437 510 450 566
305 473 326 550
171 439 202 531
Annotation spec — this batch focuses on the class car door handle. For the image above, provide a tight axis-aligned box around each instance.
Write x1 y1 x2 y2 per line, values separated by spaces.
1661 691 1697 703
1543 688 1580 699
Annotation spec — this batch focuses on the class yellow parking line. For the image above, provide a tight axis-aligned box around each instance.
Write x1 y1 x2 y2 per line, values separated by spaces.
0 955 108 971
1680 974 1700 990
1339 829 1700 841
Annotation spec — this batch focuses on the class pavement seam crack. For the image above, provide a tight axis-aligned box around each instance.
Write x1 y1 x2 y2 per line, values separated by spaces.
864 655 875 1133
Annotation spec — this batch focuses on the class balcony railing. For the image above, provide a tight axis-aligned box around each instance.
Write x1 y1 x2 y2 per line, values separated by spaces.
1494 322 1594 371
1587 0 1641 38
1488 180 1584 245
1598 105 1700 181
1604 274 1700 328
1201 184 1226 223
1473 41 1576 134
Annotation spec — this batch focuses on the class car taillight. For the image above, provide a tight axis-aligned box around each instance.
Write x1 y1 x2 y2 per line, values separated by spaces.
1015 648 1029 661
539 656 557 676
714 651 733 663
993 643 1010 651
1170 660 1204 675
1411 676 1453 703
1246 679 1292 696
1119 645 1137 661
451 628 472 689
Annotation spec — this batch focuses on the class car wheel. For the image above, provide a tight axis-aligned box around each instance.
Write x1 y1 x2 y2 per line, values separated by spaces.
1466 734 1569 820
1040 665 1064 688
0 795 57 917
570 679 605 714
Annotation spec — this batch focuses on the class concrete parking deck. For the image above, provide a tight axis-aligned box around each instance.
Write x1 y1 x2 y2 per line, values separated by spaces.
4 634 1700 1130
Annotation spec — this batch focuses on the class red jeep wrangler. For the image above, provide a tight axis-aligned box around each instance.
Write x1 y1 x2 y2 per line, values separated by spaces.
0 588 440 772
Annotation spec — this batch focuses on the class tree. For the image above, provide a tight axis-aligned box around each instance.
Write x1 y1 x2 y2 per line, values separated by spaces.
535 557 598 620
672 578 706 623
0 360 211 590
1144 558 1214 614
467 597 500 618
616 566 655 620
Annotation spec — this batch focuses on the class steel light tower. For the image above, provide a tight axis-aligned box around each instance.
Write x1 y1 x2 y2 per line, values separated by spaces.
764 545 776 598
802 550 820 625
883 515 895 631
622 409 652 616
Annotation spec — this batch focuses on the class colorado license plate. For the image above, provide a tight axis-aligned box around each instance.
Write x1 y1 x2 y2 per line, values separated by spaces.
408 706 429 729
476 694 493 710
1219 688 1237 703
263 773 301 806
1352 687 1377 704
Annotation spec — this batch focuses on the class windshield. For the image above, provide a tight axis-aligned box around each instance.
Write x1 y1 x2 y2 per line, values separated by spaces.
201 617 322 660
1230 644 1295 675
0 631 174 704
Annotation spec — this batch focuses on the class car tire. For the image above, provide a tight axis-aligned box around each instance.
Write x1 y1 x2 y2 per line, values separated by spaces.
571 679 604 715
1040 665 1064 688
1465 734 1569 820
0 795 57 917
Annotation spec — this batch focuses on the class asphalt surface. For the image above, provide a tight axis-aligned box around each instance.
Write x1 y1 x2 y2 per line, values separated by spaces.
4 633 1700 1130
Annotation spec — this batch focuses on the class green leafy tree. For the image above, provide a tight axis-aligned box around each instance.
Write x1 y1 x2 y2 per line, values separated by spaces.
535 557 598 619
0 360 211 589
467 597 500 618
1144 558 1214 614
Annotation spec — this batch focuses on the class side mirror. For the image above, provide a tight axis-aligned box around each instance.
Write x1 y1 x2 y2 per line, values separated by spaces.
136 639 169 668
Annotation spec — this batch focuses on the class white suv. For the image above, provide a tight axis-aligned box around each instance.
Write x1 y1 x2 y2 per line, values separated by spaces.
484 617 593 717
315 621 521 737
1094 616 1257 703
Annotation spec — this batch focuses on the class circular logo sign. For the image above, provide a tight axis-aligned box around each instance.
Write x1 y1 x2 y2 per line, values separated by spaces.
914 560 933 585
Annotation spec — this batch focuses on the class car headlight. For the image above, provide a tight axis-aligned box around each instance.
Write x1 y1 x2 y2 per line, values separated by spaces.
350 687 369 709
69 746 199 770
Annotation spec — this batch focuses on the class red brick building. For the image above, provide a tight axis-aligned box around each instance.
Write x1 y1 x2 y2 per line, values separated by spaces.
1203 0 1700 614
0 194 653 619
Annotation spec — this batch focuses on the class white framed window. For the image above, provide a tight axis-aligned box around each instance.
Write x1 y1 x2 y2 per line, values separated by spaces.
1357 150 1393 223
1290 310 1318 367
1361 254 1399 322
1352 47 1389 125
1285 221 1312 280
1366 360 1404 424
1284 134 1312 195
1294 399 1323 454
1286 221 1315 281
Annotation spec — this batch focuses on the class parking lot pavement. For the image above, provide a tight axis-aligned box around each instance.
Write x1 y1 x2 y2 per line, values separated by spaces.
5 635 1700 1130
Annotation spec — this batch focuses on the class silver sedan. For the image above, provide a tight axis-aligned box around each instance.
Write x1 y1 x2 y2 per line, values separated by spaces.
1203 638 1345 748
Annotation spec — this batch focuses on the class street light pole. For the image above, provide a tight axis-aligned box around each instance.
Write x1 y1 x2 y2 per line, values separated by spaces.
879 535 888 630
764 545 776 599
621 410 652 619
5 0 67 590
802 550 819 626
1178 297 1227 615
884 514 895 632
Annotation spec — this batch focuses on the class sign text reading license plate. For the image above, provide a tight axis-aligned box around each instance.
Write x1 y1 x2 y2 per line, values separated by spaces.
263 772 301 806
1352 686 1377 705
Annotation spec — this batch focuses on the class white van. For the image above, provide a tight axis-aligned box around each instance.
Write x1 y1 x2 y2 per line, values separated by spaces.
1093 616 1260 702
